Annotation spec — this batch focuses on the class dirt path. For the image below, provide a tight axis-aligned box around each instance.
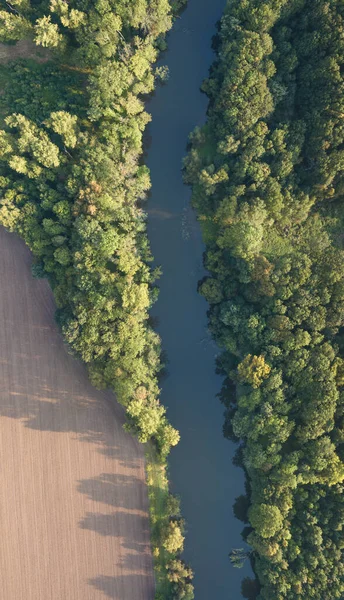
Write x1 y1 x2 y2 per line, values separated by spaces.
0 226 154 599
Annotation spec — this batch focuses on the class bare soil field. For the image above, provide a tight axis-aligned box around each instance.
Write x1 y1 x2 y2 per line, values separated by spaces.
0 226 154 599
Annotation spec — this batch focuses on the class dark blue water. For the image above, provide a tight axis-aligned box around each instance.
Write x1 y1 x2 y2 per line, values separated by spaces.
146 1 252 598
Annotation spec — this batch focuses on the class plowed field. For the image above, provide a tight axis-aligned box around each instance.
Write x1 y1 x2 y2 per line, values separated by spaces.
0 226 154 599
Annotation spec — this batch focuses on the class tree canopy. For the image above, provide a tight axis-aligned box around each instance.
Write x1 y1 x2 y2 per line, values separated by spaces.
185 0 344 598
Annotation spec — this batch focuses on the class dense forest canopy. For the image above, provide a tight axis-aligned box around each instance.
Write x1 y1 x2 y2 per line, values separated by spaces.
185 0 344 598
0 0 176 451
0 1 193 598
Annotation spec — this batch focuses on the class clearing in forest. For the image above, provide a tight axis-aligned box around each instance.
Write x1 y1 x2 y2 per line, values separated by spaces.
0 40 49 63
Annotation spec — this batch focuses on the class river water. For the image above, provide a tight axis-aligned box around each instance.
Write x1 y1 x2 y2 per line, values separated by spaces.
145 1 252 598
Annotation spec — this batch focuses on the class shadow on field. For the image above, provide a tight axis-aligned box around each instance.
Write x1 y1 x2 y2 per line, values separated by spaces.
80 511 150 553
89 574 154 599
77 473 146 510
0 378 140 467
0 224 142 465
77 472 153 581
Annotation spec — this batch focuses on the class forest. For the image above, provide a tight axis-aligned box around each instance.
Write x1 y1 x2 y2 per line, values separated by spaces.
0 1 193 599
185 0 344 598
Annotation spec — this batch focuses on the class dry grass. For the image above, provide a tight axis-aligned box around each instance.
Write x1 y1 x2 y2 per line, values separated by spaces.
0 39 50 64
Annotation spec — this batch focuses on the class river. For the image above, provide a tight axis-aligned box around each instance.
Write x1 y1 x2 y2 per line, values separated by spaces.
146 1 252 598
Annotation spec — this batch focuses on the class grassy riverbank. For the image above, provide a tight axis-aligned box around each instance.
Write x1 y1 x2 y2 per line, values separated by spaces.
146 444 194 600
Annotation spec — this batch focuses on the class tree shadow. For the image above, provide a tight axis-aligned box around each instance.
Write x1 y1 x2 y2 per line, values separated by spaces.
0 380 141 465
77 473 147 511
0 227 145 463
77 473 153 576
79 511 150 553
241 577 260 599
88 574 154 599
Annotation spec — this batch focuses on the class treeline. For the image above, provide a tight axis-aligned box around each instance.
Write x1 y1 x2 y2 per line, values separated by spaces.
185 1 344 598
0 1 192 598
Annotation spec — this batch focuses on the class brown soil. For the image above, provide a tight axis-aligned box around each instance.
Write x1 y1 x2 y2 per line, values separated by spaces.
0 226 154 599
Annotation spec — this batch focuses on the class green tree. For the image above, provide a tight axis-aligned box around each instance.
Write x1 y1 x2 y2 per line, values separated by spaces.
0 11 33 42
46 111 78 148
238 355 271 388
162 521 184 554
34 15 63 47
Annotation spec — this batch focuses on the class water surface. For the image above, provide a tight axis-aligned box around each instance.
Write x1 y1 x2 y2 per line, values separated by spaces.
146 1 252 598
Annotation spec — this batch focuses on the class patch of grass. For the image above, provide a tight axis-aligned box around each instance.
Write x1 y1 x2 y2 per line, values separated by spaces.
0 40 50 64
145 443 173 599
196 124 217 162
199 216 218 244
